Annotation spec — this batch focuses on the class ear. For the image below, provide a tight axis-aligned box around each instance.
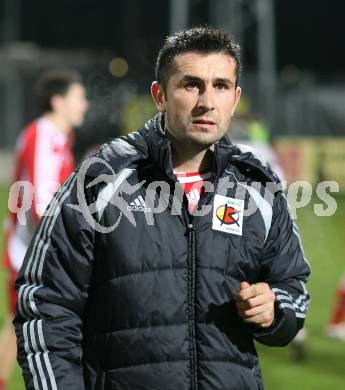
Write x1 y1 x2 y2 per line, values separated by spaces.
151 81 166 112
50 95 63 112
231 86 242 117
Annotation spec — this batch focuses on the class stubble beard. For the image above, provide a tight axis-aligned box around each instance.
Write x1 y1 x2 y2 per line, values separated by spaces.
166 113 230 150
185 121 231 148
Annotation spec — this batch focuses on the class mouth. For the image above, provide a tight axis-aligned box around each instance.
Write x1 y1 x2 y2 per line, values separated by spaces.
192 118 216 128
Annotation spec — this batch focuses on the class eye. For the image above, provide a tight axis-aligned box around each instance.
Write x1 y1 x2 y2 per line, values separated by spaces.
214 82 227 91
185 82 199 91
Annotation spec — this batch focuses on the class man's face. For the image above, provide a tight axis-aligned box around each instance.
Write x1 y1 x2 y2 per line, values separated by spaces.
152 52 241 148
56 83 88 128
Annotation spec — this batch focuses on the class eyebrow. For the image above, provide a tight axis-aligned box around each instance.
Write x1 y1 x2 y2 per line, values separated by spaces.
181 75 234 87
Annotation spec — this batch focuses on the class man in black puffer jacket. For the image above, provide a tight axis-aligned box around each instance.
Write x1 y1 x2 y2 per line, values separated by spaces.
14 27 310 390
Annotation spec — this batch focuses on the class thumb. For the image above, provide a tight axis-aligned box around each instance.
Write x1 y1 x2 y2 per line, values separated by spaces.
240 281 251 290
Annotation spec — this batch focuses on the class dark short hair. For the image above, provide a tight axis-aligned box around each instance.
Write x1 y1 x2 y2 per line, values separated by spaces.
35 69 83 113
155 26 241 91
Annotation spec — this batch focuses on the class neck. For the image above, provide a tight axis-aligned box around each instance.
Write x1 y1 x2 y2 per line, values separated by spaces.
168 134 214 174
43 113 70 134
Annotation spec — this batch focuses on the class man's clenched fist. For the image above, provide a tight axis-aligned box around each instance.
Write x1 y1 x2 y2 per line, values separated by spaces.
234 282 276 328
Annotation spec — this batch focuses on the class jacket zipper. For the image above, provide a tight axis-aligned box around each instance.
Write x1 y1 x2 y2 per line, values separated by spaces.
187 221 198 390
180 172 219 390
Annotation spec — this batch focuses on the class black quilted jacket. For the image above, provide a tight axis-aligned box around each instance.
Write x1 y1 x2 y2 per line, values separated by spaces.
15 114 310 390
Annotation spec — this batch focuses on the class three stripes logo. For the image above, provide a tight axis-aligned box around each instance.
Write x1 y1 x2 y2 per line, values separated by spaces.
186 188 200 206
127 195 152 213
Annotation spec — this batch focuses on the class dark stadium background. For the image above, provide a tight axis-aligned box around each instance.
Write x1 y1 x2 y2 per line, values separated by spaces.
1 0 344 156
16 0 345 72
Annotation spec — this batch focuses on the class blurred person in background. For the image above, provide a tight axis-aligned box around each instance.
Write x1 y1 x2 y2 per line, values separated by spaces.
0 69 88 390
326 273 345 340
229 102 314 361
14 27 310 390
230 99 286 185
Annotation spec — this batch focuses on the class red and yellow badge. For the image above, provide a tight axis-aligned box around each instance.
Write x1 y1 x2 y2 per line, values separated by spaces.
212 194 244 235
216 204 240 226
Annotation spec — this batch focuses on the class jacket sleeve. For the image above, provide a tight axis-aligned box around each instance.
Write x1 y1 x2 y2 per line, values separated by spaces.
13 172 95 390
250 190 311 346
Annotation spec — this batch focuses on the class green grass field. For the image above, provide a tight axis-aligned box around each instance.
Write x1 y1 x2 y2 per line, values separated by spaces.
0 186 344 389
257 194 345 389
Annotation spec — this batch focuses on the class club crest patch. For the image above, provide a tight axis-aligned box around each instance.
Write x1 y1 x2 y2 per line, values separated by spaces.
212 194 244 236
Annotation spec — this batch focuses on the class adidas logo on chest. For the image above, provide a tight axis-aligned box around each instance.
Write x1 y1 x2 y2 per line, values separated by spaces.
127 195 152 213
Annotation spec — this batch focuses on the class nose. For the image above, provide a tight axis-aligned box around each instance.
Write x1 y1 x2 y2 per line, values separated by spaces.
84 99 89 112
81 96 89 114
197 86 215 111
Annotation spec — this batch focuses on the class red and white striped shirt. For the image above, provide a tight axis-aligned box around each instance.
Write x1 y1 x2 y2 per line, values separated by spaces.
175 171 212 213
4 118 74 271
